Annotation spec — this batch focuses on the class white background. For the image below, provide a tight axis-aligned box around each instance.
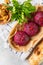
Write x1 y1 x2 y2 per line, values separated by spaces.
0 38 29 65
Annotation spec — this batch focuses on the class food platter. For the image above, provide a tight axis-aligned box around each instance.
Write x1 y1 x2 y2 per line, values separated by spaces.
0 0 43 65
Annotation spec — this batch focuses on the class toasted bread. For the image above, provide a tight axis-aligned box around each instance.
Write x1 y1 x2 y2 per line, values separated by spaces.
8 5 43 52
28 38 43 65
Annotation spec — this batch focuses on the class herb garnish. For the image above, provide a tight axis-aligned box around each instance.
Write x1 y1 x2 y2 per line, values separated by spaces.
7 0 36 24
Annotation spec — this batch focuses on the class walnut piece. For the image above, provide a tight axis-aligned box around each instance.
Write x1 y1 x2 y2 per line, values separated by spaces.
4 0 10 4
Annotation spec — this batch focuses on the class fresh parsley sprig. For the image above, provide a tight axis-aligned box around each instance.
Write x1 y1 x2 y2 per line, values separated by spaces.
7 0 36 24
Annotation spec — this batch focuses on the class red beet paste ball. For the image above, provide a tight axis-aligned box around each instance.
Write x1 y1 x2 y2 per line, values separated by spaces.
34 11 43 26
13 31 29 46
23 22 39 36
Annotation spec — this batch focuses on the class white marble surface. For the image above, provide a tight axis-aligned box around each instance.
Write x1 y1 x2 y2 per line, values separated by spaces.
0 38 29 65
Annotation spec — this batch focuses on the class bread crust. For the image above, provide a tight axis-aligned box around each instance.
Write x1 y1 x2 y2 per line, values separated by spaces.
28 5 43 65
8 5 43 52
28 39 43 65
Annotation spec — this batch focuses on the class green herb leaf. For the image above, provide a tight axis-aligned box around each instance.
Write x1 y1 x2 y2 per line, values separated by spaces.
12 0 20 7
10 0 36 24
7 6 13 11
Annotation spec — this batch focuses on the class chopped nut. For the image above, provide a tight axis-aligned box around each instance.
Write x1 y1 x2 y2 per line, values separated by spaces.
3 15 8 20
0 4 11 24
0 17 3 20
4 0 10 4
2 5 7 9
0 4 2 9
0 9 2 15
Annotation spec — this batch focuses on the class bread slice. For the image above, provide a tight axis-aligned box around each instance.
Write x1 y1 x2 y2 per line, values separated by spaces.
28 38 43 65
8 5 43 52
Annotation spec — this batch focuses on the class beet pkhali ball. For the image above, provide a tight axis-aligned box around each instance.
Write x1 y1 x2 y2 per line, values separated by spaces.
13 31 29 46
34 11 43 26
23 22 39 36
